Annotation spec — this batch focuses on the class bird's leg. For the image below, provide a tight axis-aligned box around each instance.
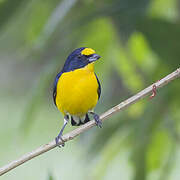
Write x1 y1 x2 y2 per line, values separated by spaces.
55 115 69 147
89 111 102 128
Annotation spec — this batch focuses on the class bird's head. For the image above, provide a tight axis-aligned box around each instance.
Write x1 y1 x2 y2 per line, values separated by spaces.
62 47 101 72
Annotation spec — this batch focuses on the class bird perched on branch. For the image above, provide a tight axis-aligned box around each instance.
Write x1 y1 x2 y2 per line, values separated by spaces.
53 47 102 146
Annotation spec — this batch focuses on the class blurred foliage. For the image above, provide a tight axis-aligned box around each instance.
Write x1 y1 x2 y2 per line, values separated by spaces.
0 0 180 180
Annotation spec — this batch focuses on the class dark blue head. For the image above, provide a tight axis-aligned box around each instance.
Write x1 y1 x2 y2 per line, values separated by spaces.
62 47 101 72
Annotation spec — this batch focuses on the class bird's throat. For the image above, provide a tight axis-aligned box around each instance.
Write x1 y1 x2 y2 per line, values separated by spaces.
83 63 94 72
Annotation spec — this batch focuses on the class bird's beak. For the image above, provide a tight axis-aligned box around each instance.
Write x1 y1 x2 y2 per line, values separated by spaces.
88 54 101 62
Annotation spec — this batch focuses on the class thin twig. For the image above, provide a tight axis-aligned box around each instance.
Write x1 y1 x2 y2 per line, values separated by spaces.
0 68 180 176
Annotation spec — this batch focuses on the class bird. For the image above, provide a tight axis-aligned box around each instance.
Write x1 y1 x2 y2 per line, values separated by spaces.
53 47 102 146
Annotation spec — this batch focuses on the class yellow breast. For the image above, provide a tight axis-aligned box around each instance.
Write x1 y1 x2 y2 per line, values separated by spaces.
56 63 99 117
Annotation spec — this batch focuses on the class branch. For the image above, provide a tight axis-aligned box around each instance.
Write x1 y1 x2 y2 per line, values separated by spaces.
0 68 180 176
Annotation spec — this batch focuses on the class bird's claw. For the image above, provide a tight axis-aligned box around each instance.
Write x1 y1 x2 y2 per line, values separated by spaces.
94 114 102 128
55 136 65 148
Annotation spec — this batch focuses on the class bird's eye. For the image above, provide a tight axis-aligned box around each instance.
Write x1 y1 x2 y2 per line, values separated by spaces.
77 54 82 59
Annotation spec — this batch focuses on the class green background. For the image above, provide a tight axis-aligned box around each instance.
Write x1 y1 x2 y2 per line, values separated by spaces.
0 0 180 179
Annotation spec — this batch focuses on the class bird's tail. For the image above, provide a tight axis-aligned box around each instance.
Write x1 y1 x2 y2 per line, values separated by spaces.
71 113 90 126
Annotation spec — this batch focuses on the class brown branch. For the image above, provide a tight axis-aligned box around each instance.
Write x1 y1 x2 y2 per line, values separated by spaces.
0 68 180 176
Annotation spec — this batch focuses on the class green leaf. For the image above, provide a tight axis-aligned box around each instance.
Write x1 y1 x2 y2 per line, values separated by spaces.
147 130 171 172
149 0 178 20
47 173 55 180
112 42 144 93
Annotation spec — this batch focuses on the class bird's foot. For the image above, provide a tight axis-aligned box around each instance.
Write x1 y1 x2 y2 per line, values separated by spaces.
93 113 102 128
55 115 69 148
55 135 65 148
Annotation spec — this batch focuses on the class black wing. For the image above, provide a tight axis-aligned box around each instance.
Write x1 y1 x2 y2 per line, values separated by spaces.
95 73 101 100
53 72 62 106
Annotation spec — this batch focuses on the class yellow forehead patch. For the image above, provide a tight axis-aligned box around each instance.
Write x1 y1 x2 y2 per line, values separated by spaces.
81 48 95 56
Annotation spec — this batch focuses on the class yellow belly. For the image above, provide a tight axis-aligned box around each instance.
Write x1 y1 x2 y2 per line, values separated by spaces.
56 64 99 116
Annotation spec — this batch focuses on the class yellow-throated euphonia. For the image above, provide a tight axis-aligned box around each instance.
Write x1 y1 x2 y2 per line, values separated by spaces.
53 47 102 146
